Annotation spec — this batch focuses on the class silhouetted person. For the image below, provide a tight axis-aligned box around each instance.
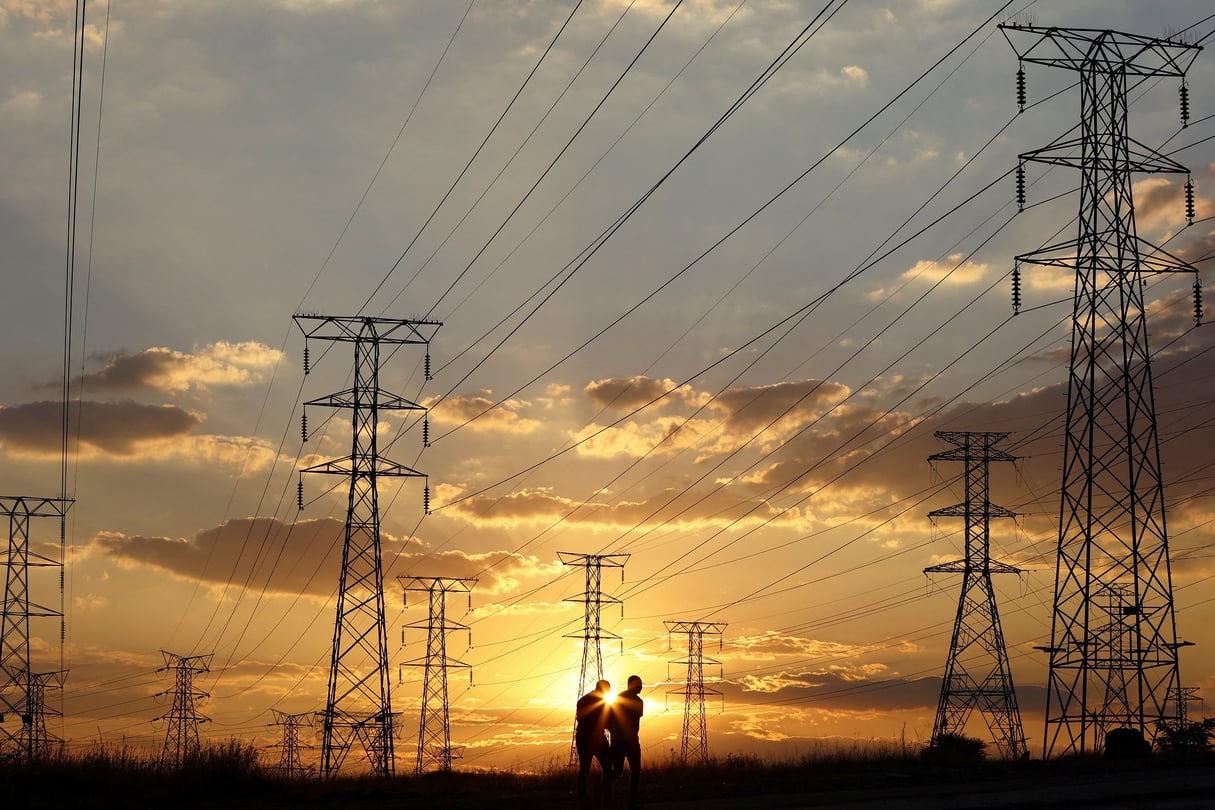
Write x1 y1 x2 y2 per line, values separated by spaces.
608 675 644 808
575 679 612 805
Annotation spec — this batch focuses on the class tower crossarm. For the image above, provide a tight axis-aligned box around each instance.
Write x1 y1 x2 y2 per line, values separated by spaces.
294 315 441 345
301 456 425 479
305 389 426 411
999 25 1201 77
0 497 72 519
929 504 1017 519
925 559 1022 576
1017 237 1199 276
1019 136 1191 175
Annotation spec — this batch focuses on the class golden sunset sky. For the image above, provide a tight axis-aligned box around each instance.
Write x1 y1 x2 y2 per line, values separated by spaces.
2 0 1214 770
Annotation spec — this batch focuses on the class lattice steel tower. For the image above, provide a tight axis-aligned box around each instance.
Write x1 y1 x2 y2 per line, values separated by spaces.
156 651 213 768
0 496 71 763
559 551 628 761
400 576 475 774
268 709 314 778
296 315 440 777
923 432 1026 759
665 620 726 763
1002 25 1202 757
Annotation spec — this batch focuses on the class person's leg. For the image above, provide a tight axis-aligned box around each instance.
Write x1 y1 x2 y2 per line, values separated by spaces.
598 746 613 801
627 745 640 806
577 751 592 802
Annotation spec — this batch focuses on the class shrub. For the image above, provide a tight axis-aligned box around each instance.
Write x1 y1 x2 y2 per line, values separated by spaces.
921 732 988 763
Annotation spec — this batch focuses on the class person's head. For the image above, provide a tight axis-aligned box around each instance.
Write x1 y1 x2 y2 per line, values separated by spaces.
627 675 642 693
596 679 612 694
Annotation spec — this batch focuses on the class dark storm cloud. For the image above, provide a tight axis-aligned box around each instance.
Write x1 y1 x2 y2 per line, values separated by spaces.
0 399 202 456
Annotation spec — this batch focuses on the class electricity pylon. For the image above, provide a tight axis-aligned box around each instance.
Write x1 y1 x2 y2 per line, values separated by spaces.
296 315 439 777
400 576 475 774
0 496 71 763
665 620 726 763
267 709 314 778
558 551 628 762
1002 24 1202 757
923 431 1026 760
156 651 213 768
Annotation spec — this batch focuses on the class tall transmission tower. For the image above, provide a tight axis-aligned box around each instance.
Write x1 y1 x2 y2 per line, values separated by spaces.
1002 25 1202 757
267 709 315 778
0 496 71 763
156 650 213 768
558 551 628 761
400 577 475 774
665 620 726 763
923 431 1026 760
296 315 439 777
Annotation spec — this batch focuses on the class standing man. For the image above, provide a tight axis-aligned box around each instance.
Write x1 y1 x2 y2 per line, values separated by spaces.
575 679 612 806
609 675 644 808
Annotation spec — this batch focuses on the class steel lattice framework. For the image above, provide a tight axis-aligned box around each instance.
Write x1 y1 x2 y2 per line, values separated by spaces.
558 551 628 762
296 315 440 777
1001 25 1202 757
665 621 725 763
923 432 1026 759
156 651 212 768
268 709 314 778
0 496 70 763
400 576 475 774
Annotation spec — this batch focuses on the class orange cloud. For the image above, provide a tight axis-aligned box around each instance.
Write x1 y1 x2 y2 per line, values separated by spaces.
426 390 540 433
89 517 560 599
75 341 283 394
438 484 808 532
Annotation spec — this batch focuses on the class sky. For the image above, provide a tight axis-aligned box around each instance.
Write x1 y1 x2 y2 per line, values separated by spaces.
2 0 1215 771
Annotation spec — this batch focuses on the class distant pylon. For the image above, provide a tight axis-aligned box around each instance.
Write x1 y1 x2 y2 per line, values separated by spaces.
1171 685 1202 728
559 551 628 762
400 576 475 774
0 495 71 763
1002 25 1201 757
665 620 726 763
923 431 1026 760
267 709 314 778
296 315 439 777
156 650 213 768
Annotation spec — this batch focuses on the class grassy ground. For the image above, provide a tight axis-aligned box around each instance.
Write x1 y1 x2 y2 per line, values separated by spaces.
3 739 1214 808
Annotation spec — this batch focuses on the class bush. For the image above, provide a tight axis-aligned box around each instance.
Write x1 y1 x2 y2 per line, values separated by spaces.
1155 718 1215 752
1104 727 1151 758
921 732 988 763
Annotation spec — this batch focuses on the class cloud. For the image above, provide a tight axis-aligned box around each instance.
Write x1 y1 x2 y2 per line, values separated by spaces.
574 377 852 460
725 669 942 714
584 376 699 412
839 65 869 84
438 483 808 532
0 399 202 458
89 516 562 598
74 341 284 394
427 390 540 434
899 253 989 286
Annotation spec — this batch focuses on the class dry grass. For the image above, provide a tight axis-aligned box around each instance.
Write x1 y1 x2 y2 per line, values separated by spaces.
2 736 1212 808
